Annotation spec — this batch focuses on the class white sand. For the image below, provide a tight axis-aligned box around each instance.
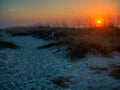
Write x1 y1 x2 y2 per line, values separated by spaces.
0 33 120 90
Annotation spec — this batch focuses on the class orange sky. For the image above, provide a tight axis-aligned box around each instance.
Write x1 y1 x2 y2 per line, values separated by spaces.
0 0 120 27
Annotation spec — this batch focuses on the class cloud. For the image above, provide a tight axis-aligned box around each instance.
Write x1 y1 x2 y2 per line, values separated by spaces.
9 9 15 13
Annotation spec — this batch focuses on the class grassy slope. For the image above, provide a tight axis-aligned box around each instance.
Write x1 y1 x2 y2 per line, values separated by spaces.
5 26 120 59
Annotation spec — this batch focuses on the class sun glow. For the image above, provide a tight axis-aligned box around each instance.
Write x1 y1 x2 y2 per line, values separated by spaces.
97 20 102 24
95 18 104 27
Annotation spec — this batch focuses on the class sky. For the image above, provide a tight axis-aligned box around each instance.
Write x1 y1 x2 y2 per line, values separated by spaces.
0 0 120 27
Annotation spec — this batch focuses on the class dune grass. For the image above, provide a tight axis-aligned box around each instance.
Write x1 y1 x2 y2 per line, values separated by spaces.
108 64 120 79
37 41 64 49
66 27 120 59
0 41 20 49
5 26 120 59
51 76 73 88
0 34 20 49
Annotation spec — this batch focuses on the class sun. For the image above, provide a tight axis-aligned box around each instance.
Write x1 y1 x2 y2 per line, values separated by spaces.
95 19 103 27
97 20 102 24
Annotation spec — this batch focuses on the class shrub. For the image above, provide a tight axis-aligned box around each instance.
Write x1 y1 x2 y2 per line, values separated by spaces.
108 64 120 79
67 35 113 60
0 41 20 49
51 76 73 88
37 39 66 49
109 68 120 79
109 64 120 69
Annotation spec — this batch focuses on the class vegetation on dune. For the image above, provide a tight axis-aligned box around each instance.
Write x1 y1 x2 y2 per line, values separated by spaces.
51 76 73 88
0 41 20 49
108 64 120 79
86 63 120 79
0 33 20 49
37 41 65 49
4 26 120 59
67 36 113 59
1 26 120 80
65 27 120 59
109 68 120 79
